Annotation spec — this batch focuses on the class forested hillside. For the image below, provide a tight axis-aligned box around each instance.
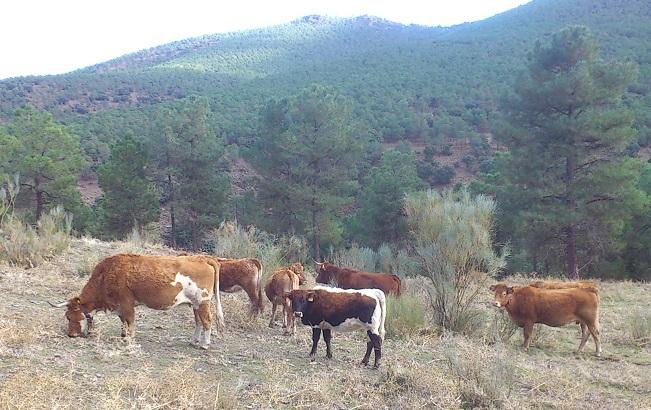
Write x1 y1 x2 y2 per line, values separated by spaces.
1 0 650 279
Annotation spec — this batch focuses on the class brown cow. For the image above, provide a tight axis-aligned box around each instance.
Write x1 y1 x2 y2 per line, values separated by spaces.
264 263 306 334
490 283 601 356
287 286 387 368
50 254 225 349
214 257 264 316
315 262 401 296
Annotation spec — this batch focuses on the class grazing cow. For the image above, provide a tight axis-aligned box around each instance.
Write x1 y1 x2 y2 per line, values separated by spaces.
490 283 601 356
287 285 386 368
215 257 264 316
50 254 225 349
315 262 401 296
264 263 306 334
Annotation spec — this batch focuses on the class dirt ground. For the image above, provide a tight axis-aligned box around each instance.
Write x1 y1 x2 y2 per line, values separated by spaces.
1 239 650 409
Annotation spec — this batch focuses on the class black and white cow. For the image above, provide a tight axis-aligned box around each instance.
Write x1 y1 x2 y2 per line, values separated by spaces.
286 285 386 368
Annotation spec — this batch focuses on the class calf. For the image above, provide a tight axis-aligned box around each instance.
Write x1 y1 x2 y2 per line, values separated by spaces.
315 262 401 296
287 285 386 368
264 263 306 334
50 254 225 349
215 257 264 316
490 283 601 355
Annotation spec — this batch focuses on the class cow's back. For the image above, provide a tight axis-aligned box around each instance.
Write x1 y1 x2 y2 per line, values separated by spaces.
333 269 400 295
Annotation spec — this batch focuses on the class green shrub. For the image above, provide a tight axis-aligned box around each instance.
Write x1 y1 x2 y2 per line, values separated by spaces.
405 189 508 334
385 294 428 339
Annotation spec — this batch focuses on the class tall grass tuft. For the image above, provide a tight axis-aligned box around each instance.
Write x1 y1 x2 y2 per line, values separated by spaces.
629 309 651 346
0 206 72 267
443 337 515 409
405 189 508 334
385 294 428 339
209 221 308 278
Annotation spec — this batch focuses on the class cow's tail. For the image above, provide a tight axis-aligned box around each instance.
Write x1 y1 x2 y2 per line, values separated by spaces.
377 289 387 340
252 258 264 316
207 258 225 331
392 275 402 297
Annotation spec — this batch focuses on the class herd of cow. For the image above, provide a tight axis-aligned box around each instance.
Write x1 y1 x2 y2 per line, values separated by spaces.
49 253 602 370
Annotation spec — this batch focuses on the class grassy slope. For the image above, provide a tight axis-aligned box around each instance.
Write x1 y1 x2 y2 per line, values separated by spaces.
1 239 649 409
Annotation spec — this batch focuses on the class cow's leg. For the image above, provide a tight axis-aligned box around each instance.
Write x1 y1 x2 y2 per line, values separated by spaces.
371 333 383 368
196 301 212 350
587 321 601 356
268 303 278 328
191 308 203 346
243 283 260 317
309 328 321 361
323 329 333 359
522 322 534 351
361 330 374 366
118 303 135 338
577 322 590 353
282 298 293 335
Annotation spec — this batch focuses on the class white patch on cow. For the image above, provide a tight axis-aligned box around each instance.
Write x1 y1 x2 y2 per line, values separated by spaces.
170 273 211 309
312 285 386 338
79 318 88 336
200 327 211 349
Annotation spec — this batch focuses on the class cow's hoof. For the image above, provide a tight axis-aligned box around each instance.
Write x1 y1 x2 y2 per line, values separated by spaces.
309 355 316 362
360 360 369 366
326 354 332 359
268 323 275 328
199 343 210 350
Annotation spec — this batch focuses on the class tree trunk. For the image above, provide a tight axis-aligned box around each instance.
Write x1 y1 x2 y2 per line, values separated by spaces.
167 173 177 248
312 197 321 262
34 177 43 220
565 152 579 279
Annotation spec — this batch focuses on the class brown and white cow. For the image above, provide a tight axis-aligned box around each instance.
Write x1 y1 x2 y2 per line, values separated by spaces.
264 263 306 334
490 283 601 356
315 262 401 296
214 257 264 316
50 254 225 349
287 285 387 368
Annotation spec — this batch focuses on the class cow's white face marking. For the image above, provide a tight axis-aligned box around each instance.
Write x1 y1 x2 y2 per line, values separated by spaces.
170 273 211 308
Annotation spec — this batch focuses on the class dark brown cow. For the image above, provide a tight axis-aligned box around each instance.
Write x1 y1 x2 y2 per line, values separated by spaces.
50 254 225 349
287 285 387 368
490 283 601 355
214 257 264 316
315 262 401 296
264 263 306 334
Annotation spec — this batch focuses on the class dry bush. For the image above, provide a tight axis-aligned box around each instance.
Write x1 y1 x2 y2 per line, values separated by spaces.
443 337 516 409
0 369 81 409
329 243 418 277
99 363 235 409
486 310 519 344
405 189 508 334
0 206 72 268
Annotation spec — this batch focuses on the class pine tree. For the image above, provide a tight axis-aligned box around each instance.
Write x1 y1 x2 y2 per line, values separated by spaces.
496 26 644 277
349 149 421 246
96 135 160 239
253 85 366 260
0 104 85 221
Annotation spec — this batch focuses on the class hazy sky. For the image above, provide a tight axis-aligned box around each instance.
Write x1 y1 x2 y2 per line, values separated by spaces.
1 0 531 80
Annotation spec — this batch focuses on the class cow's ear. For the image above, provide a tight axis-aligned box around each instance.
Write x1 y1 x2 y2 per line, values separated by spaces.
307 292 315 302
489 284 497 292
506 287 514 294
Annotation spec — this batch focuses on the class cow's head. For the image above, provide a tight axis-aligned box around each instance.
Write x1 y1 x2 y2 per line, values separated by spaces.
50 297 91 337
285 289 316 319
489 283 514 309
289 263 306 285
314 261 332 284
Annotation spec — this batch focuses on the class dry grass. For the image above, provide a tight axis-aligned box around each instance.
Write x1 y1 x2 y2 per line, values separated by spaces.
0 241 650 409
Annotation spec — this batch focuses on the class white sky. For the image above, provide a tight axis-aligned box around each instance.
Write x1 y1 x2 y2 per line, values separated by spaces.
0 0 531 80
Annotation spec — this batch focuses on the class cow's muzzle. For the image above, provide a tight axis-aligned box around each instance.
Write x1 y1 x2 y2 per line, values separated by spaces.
294 312 303 318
